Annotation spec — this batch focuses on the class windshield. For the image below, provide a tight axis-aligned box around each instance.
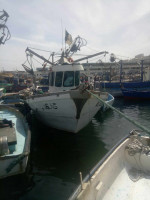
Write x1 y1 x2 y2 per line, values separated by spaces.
63 71 74 87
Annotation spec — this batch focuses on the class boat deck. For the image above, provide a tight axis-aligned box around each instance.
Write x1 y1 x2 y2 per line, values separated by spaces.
0 126 17 144
0 108 26 156
103 168 150 200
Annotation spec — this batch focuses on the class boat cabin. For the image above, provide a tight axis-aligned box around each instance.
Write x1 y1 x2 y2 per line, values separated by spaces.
48 64 84 91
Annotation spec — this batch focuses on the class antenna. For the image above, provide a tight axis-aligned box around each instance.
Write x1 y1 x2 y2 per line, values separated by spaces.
61 19 64 51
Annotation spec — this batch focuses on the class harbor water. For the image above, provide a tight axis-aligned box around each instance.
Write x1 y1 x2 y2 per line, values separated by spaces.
1 98 150 200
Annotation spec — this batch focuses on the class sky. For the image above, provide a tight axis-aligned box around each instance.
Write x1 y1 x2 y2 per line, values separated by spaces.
0 0 150 71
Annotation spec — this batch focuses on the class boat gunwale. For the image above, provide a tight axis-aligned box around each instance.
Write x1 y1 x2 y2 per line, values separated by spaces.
26 89 110 100
68 133 130 200
26 90 72 99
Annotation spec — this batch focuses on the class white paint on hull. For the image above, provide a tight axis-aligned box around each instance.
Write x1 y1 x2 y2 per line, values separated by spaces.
26 91 104 133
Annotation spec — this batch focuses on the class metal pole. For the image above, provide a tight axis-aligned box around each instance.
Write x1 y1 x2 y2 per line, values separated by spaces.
141 60 144 82
120 60 122 83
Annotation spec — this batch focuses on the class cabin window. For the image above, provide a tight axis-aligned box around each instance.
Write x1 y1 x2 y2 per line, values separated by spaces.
63 71 74 87
75 71 80 86
55 72 63 87
49 72 54 86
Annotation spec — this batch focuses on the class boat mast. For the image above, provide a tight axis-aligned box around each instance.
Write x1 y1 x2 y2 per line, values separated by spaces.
120 60 123 83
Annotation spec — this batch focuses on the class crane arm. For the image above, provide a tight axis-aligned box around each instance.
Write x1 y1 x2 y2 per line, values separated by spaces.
25 47 53 65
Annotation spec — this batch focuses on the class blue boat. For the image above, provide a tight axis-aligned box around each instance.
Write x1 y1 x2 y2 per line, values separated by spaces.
99 80 150 97
0 105 31 179
0 93 24 105
121 88 150 99
94 59 150 97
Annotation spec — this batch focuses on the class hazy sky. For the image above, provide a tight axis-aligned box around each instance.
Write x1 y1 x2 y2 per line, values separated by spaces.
1 0 150 71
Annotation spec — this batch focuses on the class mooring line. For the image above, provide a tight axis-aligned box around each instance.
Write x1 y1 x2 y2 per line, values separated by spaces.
86 90 150 134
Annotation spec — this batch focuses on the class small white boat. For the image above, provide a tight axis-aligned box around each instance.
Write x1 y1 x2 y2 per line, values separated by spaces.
69 130 150 200
0 105 31 179
100 93 114 112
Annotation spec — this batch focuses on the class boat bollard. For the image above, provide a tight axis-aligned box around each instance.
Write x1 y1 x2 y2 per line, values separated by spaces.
79 172 83 190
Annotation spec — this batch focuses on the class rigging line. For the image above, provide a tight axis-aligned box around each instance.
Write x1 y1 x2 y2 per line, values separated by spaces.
28 47 62 56
26 53 33 69
32 57 43 65
28 47 52 53
88 56 105 62
114 54 131 59
85 45 102 53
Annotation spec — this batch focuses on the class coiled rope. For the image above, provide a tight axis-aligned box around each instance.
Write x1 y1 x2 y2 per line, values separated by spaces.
86 90 150 134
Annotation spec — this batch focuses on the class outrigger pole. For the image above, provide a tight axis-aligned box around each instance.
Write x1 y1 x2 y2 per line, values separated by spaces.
73 51 109 63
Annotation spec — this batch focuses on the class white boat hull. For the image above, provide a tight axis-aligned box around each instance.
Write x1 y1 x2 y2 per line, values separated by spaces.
26 90 108 133
100 93 114 112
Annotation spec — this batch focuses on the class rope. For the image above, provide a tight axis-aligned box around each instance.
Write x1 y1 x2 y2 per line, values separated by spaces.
6 152 29 173
28 47 52 53
86 90 150 134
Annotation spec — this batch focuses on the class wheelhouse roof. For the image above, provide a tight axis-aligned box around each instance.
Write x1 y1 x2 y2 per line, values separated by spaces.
52 63 84 72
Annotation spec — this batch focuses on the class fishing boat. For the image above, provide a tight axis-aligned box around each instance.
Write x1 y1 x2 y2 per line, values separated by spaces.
95 59 150 97
23 34 114 133
25 64 112 133
69 130 150 200
122 88 150 100
0 105 31 179
100 80 150 97
0 92 24 105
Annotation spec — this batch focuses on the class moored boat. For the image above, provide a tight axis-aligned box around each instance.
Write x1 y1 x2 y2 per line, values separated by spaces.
99 80 150 97
100 93 114 112
23 34 114 133
25 64 111 133
122 88 150 100
0 92 24 105
69 130 150 200
0 105 31 179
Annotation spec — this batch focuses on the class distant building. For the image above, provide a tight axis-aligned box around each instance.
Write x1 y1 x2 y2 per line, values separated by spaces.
135 54 144 59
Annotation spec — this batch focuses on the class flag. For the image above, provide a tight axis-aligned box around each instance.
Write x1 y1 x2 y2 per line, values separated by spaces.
65 30 72 45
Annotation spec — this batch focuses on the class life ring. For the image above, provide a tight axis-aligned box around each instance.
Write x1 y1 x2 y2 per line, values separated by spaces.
68 57 73 63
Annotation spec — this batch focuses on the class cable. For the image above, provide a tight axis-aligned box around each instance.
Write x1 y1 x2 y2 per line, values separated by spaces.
28 47 52 53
